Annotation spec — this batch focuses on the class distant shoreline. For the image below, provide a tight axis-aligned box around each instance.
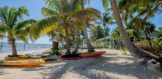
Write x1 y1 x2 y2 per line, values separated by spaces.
0 48 50 60
0 42 51 54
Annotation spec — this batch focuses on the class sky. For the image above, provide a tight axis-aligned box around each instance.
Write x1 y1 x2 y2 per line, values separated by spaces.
0 0 162 44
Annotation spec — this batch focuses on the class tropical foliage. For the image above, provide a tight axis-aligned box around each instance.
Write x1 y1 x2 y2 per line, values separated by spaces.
31 0 101 54
1 0 162 64
0 6 35 56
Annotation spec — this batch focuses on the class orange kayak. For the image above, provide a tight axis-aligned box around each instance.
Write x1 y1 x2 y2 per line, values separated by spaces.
0 59 45 67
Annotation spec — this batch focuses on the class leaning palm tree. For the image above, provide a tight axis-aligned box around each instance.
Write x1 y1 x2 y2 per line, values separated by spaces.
0 6 35 56
102 0 145 57
108 0 162 65
117 0 162 56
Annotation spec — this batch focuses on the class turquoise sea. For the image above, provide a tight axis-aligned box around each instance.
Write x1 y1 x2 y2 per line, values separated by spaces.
0 42 51 54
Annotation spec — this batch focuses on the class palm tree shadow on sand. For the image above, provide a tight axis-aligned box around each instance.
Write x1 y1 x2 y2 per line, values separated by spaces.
43 56 162 79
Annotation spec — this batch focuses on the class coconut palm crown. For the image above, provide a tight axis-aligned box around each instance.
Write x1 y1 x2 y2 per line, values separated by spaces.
31 0 101 54
0 6 35 56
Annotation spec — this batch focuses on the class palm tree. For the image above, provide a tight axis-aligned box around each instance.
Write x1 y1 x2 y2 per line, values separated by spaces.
79 0 97 52
69 7 101 53
103 0 142 57
71 26 81 54
0 6 35 56
47 31 61 54
34 0 80 54
102 10 114 37
33 0 101 54
41 7 66 54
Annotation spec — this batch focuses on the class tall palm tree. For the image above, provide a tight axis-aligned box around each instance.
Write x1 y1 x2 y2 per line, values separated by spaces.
33 0 101 54
71 26 81 54
35 0 80 54
47 31 61 54
41 7 65 54
79 0 97 52
0 6 35 56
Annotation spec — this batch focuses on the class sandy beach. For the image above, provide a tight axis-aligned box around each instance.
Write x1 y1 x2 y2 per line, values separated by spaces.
0 49 162 79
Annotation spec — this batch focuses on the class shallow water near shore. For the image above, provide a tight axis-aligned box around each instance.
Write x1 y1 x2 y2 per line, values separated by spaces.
0 42 51 54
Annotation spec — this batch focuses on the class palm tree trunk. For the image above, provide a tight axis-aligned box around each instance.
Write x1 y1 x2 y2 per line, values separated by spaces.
72 32 80 54
65 28 71 54
84 29 95 52
52 41 58 50
10 39 17 56
110 0 159 59
80 0 95 52
51 32 59 52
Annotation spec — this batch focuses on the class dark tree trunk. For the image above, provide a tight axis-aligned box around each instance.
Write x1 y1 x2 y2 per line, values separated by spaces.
110 0 160 61
10 39 17 56
52 41 58 51
65 28 71 55
84 29 95 52
51 32 59 53
52 41 59 55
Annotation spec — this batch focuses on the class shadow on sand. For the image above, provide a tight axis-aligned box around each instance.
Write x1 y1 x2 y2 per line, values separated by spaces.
23 56 162 79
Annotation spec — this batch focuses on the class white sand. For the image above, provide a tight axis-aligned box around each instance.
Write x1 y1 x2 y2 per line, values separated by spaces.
0 49 162 79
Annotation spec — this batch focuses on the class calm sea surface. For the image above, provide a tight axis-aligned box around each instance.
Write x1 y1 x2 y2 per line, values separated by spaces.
0 42 51 54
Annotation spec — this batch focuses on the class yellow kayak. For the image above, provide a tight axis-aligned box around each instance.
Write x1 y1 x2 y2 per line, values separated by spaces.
1 59 45 67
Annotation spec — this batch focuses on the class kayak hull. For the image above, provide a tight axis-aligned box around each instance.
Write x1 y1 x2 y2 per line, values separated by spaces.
61 51 105 60
0 59 45 67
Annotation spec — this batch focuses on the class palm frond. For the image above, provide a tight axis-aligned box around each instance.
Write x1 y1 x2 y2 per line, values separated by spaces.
42 7 59 17
18 6 29 16
73 8 101 18
31 16 59 39
14 19 36 30
102 0 109 10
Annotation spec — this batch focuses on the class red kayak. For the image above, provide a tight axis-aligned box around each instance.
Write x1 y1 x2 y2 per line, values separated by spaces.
61 51 105 60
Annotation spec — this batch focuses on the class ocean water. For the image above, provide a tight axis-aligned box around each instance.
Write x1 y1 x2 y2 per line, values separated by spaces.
0 42 51 54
